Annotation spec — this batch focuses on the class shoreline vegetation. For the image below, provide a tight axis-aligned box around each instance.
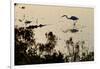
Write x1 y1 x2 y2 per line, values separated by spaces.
15 26 94 65
14 3 94 65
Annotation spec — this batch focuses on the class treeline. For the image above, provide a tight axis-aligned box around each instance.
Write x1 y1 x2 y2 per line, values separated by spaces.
15 26 94 65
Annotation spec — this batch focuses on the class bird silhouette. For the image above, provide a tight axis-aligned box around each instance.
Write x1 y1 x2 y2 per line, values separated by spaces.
21 6 25 9
24 20 32 25
62 15 79 29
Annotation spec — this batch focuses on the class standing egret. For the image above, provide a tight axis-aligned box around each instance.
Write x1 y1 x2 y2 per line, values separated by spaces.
62 15 79 29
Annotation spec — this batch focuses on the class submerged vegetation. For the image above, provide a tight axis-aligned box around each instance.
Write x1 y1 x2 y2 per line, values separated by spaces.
15 26 94 65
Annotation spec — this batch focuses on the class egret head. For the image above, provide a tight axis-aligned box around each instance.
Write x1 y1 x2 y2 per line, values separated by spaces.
61 15 68 18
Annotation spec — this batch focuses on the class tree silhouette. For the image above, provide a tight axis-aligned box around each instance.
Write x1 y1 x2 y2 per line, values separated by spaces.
15 27 94 65
15 27 36 65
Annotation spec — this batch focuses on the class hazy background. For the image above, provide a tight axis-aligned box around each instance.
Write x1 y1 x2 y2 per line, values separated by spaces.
0 0 98 69
15 4 94 54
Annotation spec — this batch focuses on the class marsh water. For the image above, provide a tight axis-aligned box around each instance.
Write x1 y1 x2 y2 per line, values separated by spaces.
15 3 94 65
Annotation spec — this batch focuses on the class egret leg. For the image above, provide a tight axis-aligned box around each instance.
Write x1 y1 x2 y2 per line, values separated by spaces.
73 23 76 29
73 20 77 29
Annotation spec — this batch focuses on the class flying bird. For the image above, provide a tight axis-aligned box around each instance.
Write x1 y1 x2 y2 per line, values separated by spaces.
24 20 32 25
62 15 79 29
21 6 25 9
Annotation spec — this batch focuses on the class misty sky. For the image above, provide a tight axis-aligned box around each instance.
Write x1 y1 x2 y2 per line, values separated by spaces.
15 3 94 55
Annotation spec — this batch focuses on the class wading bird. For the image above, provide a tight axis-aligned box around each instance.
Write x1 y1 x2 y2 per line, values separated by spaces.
62 15 79 29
